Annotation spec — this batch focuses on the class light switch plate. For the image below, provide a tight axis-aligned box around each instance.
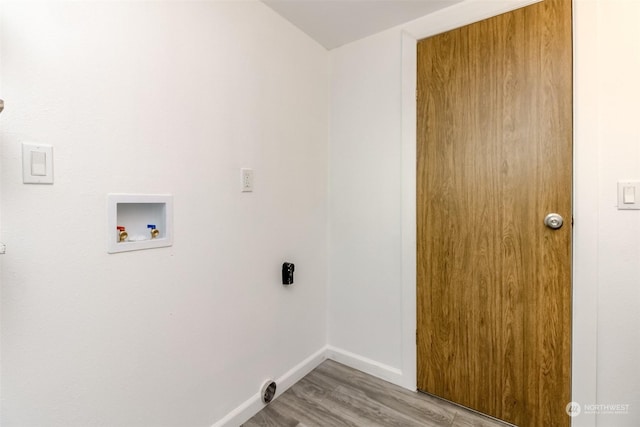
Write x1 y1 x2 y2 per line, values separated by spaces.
22 143 53 184
617 181 640 210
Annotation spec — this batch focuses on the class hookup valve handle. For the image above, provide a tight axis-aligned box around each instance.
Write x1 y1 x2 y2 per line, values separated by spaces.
147 224 160 239
116 226 128 242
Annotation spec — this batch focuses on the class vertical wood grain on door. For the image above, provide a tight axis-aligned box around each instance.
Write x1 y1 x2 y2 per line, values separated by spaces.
416 1 572 426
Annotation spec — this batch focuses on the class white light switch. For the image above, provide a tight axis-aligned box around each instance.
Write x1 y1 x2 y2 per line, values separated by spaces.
22 143 53 184
623 185 636 204
618 181 640 210
31 150 47 176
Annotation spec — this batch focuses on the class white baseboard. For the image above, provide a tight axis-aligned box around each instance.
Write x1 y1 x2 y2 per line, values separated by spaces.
211 345 415 426
210 347 327 427
325 345 413 390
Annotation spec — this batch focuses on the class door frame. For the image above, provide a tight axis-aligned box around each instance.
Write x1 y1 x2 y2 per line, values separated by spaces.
399 1 597 426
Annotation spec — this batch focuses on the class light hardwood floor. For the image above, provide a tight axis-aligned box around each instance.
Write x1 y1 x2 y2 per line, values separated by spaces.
243 360 513 427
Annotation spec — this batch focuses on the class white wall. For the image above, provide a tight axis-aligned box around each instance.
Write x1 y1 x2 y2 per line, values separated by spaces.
328 0 639 426
588 1 640 425
0 2 328 426
328 29 405 382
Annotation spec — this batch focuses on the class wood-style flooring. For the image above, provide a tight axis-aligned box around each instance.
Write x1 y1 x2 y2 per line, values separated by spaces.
243 360 513 427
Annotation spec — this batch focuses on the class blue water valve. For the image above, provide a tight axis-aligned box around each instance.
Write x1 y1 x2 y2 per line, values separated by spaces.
147 224 160 239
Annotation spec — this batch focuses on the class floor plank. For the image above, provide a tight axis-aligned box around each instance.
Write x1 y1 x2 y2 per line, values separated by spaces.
243 360 513 427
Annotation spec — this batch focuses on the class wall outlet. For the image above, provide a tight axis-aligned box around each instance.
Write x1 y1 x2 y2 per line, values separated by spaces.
241 168 254 192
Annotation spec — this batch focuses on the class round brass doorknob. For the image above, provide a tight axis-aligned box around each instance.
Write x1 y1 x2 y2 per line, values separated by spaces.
544 213 564 230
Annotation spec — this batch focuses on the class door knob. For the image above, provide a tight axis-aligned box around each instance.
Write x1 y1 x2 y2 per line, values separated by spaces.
544 213 564 230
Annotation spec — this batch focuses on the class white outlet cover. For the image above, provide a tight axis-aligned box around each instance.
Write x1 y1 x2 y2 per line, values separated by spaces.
241 168 254 192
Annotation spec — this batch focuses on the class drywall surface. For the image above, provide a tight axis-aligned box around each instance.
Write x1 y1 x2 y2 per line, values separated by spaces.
588 1 640 425
0 2 328 426
328 29 404 375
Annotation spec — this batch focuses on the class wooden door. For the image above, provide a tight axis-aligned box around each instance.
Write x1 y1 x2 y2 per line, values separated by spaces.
416 1 572 426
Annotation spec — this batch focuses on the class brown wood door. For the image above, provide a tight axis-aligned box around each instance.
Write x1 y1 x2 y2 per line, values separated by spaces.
416 1 572 426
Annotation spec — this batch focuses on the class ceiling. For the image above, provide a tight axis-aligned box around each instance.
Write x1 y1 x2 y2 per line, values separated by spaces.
262 0 463 50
